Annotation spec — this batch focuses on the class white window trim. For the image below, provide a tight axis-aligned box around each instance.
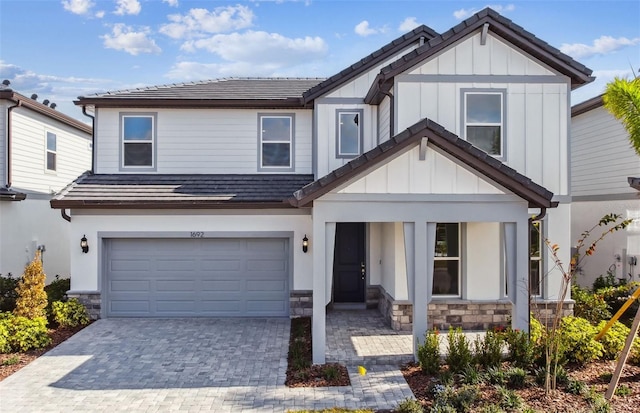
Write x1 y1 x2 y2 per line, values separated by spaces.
336 109 363 159
433 222 462 298
530 220 543 297
461 89 507 160
45 131 57 173
120 113 157 171
258 113 295 172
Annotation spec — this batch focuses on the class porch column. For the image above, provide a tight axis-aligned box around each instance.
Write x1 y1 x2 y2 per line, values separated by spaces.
312 220 335 365
403 222 415 296
412 222 436 358
505 221 530 332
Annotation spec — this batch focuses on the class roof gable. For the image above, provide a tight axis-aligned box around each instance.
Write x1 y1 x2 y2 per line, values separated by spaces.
366 7 593 104
291 118 556 208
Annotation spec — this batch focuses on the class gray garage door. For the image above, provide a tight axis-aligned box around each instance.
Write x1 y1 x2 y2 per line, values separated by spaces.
105 238 289 317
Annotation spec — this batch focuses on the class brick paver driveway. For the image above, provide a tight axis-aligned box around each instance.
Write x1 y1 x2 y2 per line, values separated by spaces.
0 318 413 412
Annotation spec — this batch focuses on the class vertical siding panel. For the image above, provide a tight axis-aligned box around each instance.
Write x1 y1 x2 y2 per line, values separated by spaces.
438 50 456 74
387 153 408 193
508 88 526 174
455 37 473 74
525 92 543 185
397 83 420 131
410 147 430 193
437 83 456 132
542 88 561 193
472 34 491 75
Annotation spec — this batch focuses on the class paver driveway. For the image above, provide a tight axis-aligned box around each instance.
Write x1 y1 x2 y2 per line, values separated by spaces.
0 318 413 412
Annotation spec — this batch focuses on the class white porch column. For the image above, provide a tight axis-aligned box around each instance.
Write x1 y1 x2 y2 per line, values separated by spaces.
403 222 415 296
412 222 436 358
505 221 530 332
312 220 335 365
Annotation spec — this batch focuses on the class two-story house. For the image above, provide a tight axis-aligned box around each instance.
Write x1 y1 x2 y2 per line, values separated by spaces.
51 8 593 363
571 95 640 288
1 84 92 283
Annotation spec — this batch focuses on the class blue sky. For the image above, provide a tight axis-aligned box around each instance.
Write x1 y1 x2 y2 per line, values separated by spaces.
1 0 639 121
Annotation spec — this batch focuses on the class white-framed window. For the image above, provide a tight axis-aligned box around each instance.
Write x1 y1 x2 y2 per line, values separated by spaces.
121 114 155 169
530 221 543 296
46 131 56 171
433 223 461 296
336 109 362 158
463 90 505 157
259 114 294 171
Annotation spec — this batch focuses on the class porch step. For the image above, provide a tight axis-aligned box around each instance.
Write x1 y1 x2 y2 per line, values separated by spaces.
327 353 414 367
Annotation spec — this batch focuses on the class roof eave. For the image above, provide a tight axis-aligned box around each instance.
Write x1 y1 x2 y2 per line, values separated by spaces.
50 200 296 210
572 94 604 116
73 97 307 109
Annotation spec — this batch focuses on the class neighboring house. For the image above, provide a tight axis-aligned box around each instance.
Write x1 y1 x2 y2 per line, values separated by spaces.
0 84 92 283
571 95 640 288
51 8 593 363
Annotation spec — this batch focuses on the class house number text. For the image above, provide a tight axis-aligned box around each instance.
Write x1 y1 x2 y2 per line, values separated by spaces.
190 231 205 238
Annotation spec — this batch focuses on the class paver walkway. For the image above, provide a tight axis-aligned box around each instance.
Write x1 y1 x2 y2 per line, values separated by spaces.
0 318 414 412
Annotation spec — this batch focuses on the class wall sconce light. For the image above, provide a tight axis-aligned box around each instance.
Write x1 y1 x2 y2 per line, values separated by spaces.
80 235 89 253
302 235 309 253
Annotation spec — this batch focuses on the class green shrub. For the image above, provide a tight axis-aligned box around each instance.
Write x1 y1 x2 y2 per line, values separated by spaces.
445 327 473 374
565 378 587 395
529 316 543 344
0 313 51 352
505 366 527 389
534 365 568 386
1 355 20 366
417 329 441 375
615 384 632 397
52 299 89 328
598 282 640 326
495 386 523 411
396 397 424 413
430 384 479 413
322 364 340 381
593 271 618 291
572 284 611 324
504 328 537 369
0 273 19 312
473 330 503 369
461 366 484 385
485 366 506 386
14 253 48 319
558 316 603 365
597 320 631 360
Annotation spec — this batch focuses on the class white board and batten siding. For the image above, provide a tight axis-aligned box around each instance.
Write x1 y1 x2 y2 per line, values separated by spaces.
0 101 7 185
572 105 640 197
10 107 91 193
95 108 312 174
378 95 391 144
394 32 570 196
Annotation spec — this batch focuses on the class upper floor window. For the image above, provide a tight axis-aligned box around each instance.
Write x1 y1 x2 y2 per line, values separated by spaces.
463 90 505 157
121 114 155 169
46 132 56 172
336 110 363 158
433 223 461 297
259 114 294 171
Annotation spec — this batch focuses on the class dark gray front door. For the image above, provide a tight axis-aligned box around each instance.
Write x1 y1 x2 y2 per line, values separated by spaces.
105 238 289 317
333 223 366 302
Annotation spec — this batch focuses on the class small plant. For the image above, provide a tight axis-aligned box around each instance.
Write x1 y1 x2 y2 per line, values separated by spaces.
486 366 506 386
445 327 473 374
505 366 527 389
615 384 632 396
438 370 454 386
322 364 340 381
450 385 480 412
557 316 603 365
0 313 51 352
478 405 504 413
534 365 568 386
572 284 611 324
504 328 537 369
417 329 441 375
14 253 48 319
1 355 20 366
0 273 19 312
585 387 611 413
396 397 424 413
599 371 613 382
461 365 484 385
51 299 89 328
565 378 587 395
495 386 523 411
473 330 503 369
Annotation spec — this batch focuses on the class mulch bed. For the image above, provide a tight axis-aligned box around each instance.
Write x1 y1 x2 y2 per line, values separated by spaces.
285 317 351 387
0 324 88 381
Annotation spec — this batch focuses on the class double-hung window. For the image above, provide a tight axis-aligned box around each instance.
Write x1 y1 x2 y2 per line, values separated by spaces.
121 114 155 169
530 221 543 296
46 132 56 172
433 223 461 296
336 110 362 158
259 114 294 171
463 90 505 157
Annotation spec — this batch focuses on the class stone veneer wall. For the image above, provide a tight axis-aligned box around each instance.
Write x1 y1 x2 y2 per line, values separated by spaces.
532 300 574 327
67 291 101 320
290 290 312 317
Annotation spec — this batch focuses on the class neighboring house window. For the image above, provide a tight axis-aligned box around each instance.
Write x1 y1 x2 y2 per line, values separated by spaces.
530 221 543 296
463 90 505 157
121 114 155 168
259 114 294 171
336 109 363 158
46 132 56 171
433 223 460 296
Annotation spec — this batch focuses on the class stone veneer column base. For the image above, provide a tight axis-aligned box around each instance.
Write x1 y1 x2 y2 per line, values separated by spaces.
531 300 574 327
290 290 312 317
66 291 101 320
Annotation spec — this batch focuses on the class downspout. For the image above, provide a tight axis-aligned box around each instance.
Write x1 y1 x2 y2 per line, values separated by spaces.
6 100 21 188
82 105 95 173
61 209 71 222
528 207 547 323
381 91 394 138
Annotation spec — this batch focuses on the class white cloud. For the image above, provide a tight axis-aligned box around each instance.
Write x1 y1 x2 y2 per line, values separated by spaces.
61 0 94 15
354 20 387 37
560 36 640 59
160 5 254 39
180 31 327 67
114 0 141 16
163 0 179 6
101 24 161 55
453 4 515 20
398 17 420 32
165 61 277 80
95 10 105 18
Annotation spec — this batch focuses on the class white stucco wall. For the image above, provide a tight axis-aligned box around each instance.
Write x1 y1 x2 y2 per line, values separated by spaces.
542 203 572 300
67 211 312 293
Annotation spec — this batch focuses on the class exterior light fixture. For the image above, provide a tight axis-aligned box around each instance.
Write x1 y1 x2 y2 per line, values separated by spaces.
302 235 309 253
80 235 89 253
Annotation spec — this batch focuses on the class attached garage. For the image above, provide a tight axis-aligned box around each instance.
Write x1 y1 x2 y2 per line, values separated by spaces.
104 237 290 317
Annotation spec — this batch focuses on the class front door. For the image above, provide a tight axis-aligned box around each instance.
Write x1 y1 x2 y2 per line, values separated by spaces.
333 223 366 302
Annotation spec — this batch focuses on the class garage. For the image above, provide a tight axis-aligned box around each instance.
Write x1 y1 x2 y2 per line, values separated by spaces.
104 237 290 317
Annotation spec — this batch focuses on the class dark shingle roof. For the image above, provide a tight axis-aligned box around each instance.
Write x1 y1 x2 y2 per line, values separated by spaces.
75 78 324 108
291 118 556 209
366 7 594 103
572 94 604 117
301 25 438 103
51 173 314 209
0 187 27 202
629 177 640 191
